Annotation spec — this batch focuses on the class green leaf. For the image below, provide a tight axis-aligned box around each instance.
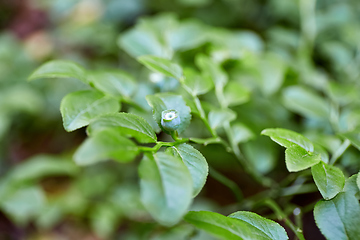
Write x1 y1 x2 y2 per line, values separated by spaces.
138 55 183 80
0 186 46 226
208 109 236 130
90 204 120 239
87 70 136 98
314 192 360 240
138 152 193 226
87 113 157 143
195 54 228 88
184 211 288 240
223 81 250 107
28 60 88 84
261 128 314 152
285 145 321 172
9 155 79 183
282 86 330 119
146 93 191 134
182 68 213 96
229 211 288 240
170 144 208 196
118 27 166 58
231 123 255 145
311 162 345 200
60 90 120 132
357 173 360 192
74 129 139 166
339 129 360 151
343 174 360 199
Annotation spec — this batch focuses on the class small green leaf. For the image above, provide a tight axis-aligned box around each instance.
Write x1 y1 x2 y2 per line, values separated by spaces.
60 90 120 132
182 69 213 96
146 93 191 134
9 155 79 183
1 186 46 226
343 174 360 199
28 60 88 84
138 55 183 80
223 81 250 107
88 70 136 98
170 143 209 196
229 211 288 240
261 128 314 152
87 113 157 143
208 109 236 130
184 211 288 240
232 123 255 145
285 145 321 172
74 129 139 166
118 27 166 58
138 152 193 226
339 129 360 151
311 162 345 200
314 192 360 240
195 54 228 88
282 86 330 119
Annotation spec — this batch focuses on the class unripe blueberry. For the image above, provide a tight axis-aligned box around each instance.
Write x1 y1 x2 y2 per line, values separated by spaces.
161 109 180 131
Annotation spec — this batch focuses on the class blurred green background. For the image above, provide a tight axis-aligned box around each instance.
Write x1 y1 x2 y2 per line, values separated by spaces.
0 0 360 239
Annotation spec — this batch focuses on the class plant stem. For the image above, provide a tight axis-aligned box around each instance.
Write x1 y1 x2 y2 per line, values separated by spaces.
329 139 351 165
193 96 217 137
263 199 305 240
223 121 274 187
209 166 243 202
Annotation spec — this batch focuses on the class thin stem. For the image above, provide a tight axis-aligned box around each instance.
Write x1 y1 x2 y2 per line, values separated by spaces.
209 167 243 202
193 96 217 137
329 139 351 165
223 121 274 187
263 199 305 240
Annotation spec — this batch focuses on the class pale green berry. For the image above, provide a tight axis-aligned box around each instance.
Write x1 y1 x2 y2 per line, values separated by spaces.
161 109 180 131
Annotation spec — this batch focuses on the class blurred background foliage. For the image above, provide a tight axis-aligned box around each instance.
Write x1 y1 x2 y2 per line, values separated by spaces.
0 0 360 239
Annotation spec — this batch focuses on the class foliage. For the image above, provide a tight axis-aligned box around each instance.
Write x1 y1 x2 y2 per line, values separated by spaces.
0 0 360 239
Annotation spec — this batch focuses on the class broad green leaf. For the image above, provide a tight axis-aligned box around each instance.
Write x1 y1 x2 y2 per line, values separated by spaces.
182 68 213 96
357 173 360 192
285 145 321 172
9 155 79 183
224 81 250 107
184 211 288 240
195 54 228 88
232 123 255 145
28 60 88 84
282 86 330 119
339 129 360 151
170 144 209 196
314 144 329 164
1 186 46 226
169 20 208 51
343 174 360 199
146 93 191 134
229 211 288 240
314 192 360 240
138 55 182 80
60 90 120 132
243 138 277 174
138 152 193 226
87 113 157 143
74 129 139 166
311 162 345 200
261 128 314 152
208 109 236 130
88 70 136 98
90 204 120 239
258 54 285 96
118 27 166 58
